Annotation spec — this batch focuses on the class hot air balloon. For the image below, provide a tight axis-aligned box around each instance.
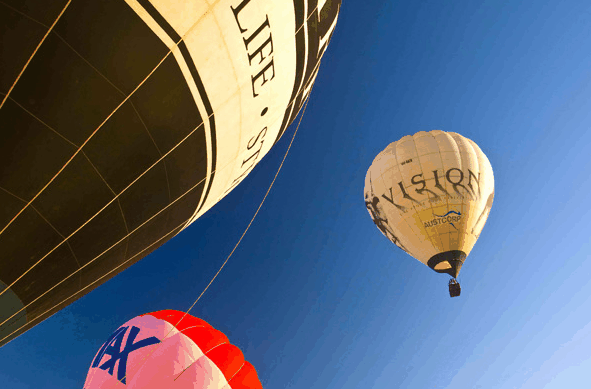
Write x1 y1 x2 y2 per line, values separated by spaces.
0 0 341 346
364 130 494 297
84 309 262 388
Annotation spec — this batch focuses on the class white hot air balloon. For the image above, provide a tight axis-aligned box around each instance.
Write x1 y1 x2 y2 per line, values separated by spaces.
0 0 341 347
364 130 494 297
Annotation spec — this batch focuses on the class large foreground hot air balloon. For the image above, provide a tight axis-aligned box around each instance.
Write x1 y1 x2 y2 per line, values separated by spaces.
364 130 494 297
0 0 341 346
84 310 262 388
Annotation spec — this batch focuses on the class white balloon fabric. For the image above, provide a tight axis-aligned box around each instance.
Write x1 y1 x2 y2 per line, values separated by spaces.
364 130 494 278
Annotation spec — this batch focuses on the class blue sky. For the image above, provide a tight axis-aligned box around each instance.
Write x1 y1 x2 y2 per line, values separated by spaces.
2 0 591 388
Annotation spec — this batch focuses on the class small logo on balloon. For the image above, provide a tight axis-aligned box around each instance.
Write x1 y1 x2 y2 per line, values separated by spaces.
424 210 462 229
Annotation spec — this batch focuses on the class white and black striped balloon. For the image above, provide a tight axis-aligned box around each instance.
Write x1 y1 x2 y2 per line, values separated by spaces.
0 0 341 347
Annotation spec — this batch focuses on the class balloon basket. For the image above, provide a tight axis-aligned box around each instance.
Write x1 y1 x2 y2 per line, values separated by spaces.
448 279 461 297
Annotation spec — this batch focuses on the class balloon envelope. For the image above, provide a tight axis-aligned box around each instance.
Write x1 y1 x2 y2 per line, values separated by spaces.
84 310 262 389
0 0 341 346
364 130 494 278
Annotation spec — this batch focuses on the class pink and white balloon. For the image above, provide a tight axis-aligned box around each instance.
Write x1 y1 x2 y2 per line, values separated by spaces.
84 310 262 389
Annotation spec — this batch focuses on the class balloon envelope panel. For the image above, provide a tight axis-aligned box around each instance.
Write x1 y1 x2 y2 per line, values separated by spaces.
364 130 494 277
84 310 262 389
0 0 341 347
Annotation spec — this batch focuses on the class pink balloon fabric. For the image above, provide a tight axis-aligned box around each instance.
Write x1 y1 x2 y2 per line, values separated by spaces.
84 310 262 388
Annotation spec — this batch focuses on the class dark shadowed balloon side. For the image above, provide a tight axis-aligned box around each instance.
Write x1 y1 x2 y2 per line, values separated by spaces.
0 0 341 347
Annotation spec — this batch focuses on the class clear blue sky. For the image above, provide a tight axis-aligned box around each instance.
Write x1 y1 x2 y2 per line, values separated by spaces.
2 0 591 388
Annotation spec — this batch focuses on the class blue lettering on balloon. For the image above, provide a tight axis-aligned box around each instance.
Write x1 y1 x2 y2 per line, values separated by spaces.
91 326 160 384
